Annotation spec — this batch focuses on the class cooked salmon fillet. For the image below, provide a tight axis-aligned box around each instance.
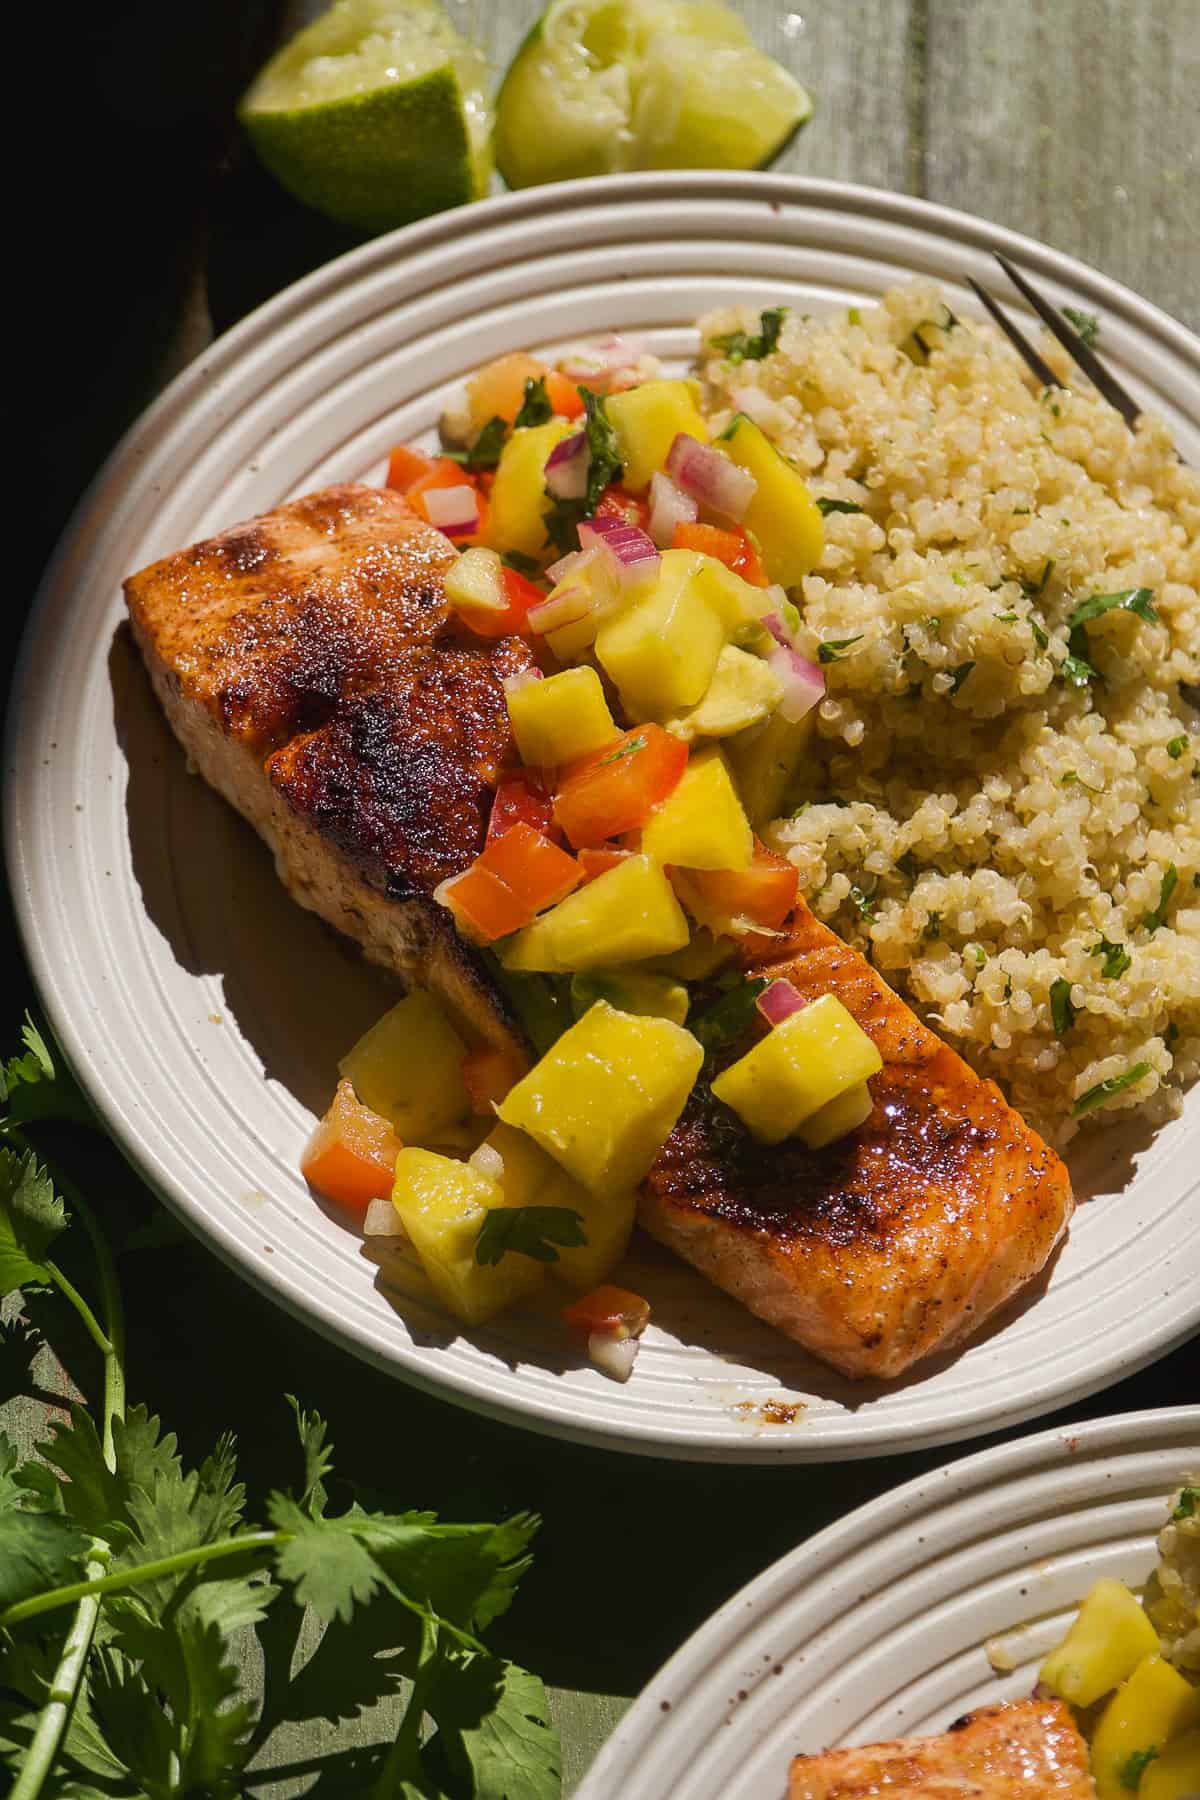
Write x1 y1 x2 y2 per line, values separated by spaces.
641 898 1073 1378
787 1699 1096 1798
124 484 532 1057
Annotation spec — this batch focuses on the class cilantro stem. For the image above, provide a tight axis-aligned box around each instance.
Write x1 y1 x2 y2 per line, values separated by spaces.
9 1566 107 1800
39 1260 112 1357
370 1615 437 1796
0 1529 285 1629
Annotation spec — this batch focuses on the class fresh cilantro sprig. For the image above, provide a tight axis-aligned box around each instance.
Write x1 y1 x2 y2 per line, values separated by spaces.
514 376 554 429
474 1207 586 1267
690 977 768 1059
0 1016 561 1800
1062 306 1100 348
1143 864 1178 936
1071 1061 1151 1117
815 498 864 516
445 414 508 472
817 635 863 665
1062 587 1157 689
710 306 787 365
1049 979 1077 1036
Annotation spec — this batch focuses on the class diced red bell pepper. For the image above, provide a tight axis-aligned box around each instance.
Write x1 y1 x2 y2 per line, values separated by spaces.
461 1045 527 1112
576 845 633 883
476 822 581 914
594 485 652 533
562 1284 651 1340
301 1079 402 1218
457 565 544 638
487 772 557 844
672 842 799 940
672 520 768 587
553 725 688 849
438 865 532 942
386 443 438 493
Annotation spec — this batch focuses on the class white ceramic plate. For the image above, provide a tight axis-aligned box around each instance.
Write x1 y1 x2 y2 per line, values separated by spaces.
7 175 1200 1461
577 1406 1200 1797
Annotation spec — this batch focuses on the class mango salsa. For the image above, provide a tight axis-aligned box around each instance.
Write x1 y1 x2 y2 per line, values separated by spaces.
1140 1731 1200 1800
595 549 726 720
640 745 753 870
500 853 690 972
668 644 784 742
339 991 471 1141
1040 1579 1162 1709
1090 1655 1200 1800
570 969 690 1026
719 413 823 588
497 999 704 1191
486 418 572 559
798 1080 874 1149
390 1147 544 1324
728 705 815 828
480 1122 636 1292
506 666 617 768
711 994 883 1144
605 379 709 492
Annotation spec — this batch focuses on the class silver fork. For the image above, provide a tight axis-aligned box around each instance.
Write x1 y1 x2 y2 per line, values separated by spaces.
965 252 1141 430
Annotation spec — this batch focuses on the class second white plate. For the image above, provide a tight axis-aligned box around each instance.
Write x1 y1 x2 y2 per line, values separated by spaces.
7 174 1200 1461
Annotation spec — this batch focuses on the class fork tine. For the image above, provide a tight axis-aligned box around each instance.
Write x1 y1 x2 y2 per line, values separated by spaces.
964 276 1061 391
993 253 1142 430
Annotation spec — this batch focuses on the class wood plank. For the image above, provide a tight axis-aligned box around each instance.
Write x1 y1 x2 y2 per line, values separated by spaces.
924 0 1198 330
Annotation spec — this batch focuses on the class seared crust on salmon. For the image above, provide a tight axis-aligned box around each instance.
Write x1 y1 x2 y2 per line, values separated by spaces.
642 898 1073 1379
124 484 532 1056
787 1699 1096 1798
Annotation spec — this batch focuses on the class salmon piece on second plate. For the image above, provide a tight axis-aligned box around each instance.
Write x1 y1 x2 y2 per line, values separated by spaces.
788 1698 1097 1798
643 898 1073 1379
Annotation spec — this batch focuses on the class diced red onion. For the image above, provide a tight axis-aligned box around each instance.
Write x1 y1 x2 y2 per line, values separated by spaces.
545 550 582 584
422 484 480 535
768 642 825 722
588 1331 641 1382
527 585 595 636
756 978 808 1026
666 434 757 521
363 1198 404 1239
468 1141 505 1182
502 669 543 695
647 470 698 549
544 431 589 500
578 514 660 588
558 332 650 381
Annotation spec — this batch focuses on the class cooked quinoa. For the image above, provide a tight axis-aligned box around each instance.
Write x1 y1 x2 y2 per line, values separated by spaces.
1146 1480 1200 1676
696 283 1200 1142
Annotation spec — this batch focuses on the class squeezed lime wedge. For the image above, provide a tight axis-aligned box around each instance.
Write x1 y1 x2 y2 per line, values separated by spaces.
495 0 812 189
240 0 492 234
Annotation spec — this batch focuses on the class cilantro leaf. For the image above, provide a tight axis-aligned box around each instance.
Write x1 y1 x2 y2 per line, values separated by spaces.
1167 734 1188 759
1089 938 1131 979
711 306 787 365
501 549 543 579
1068 587 1158 630
514 376 553 429
0 1430 92 1611
818 635 863 664
1143 864 1178 936
1173 1486 1198 1520
425 1654 561 1800
286 1393 334 1519
948 660 975 695
1119 1747 1158 1789
460 416 508 472
1063 306 1100 348
1061 652 1098 688
690 978 768 1056
0 1014 94 1131
1072 1061 1151 1117
0 1147 68 1292
1049 979 1077 1036
816 498 864 516
474 1207 586 1267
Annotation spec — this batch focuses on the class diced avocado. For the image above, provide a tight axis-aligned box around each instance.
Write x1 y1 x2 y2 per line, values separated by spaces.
798 1080 873 1149
727 705 815 828
340 991 471 1141
1090 1655 1200 1800
506 665 616 768
390 1147 544 1325
571 968 690 1026
720 413 823 587
711 994 883 1144
668 644 784 742
485 419 572 559
641 745 753 871
498 998 703 1191
1040 1579 1161 1709
595 549 725 719
480 1121 635 1293
500 853 690 971
605 378 709 492
1140 1731 1200 1800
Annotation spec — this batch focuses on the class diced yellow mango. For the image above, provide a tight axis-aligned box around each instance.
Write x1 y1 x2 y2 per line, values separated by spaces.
711 994 883 1144
668 644 784 742
641 746 752 870
1091 1655 1200 1800
1140 1731 1200 1800
595 549 725 719
444 546 506 617
500 853 690 972
476 1122 636 1293
727 706 815 828
485 419 572 559
497 998 704 1191
543 551 617 661
570 969 690 1026
605 379 709 492
340 991 470 1141
390 1147 544 1325
719 413 824 588
690 555 773 633
651 929 737 981
798 1080 874 1149
1040 1580 1162 1709
505 666 616 768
